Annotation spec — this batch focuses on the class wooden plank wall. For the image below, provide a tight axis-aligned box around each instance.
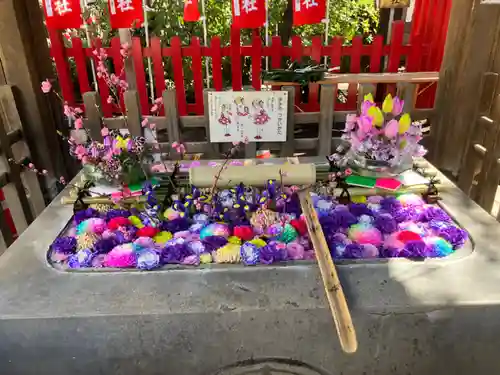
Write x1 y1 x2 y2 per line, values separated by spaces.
83 73 438 159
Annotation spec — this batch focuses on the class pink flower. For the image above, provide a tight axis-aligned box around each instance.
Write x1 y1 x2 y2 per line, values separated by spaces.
232 141 240 146
63 104 72 118
75 145 87 159
141 118 149 127
74 108 83 114
345 168 352 176
173 143 186 154
101 127 109 137
107 96 114 104
151 164 167 173
74 118 83 130
41 80 52 93
151 104 158 113
345 114 357 131
384 119 399 139
149 123 156 130
357 115 373 134
28 163 34 169
392 97 404 116
154 97 163 104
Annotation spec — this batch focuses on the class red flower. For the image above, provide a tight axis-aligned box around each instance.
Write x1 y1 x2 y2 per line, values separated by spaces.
290 219 307 236
137 226 160 238
396 230 422 244
233 226 254 241
108 217 131 230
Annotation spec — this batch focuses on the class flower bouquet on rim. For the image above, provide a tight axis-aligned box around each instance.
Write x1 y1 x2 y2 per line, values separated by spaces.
340 93 427 175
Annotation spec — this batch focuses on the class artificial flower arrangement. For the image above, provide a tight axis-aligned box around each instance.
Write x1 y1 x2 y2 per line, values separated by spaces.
49 170 469 270
340 93 427 174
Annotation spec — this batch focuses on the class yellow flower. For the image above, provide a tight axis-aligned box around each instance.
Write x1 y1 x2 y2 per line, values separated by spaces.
128 215 144 229
351 196 367 204
154 231 173 244
249 238 267 248
364 93 374 103
228 236 242 245
367 106 384 127
115 136 129 150
199 253 213 264
382 94 393 113
398 114 411 134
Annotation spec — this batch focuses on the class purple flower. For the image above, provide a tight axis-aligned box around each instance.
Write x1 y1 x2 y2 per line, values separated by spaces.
106 209 130 221
161 241 187 264
68 249 93 268
374 213 397 234
403 240 427 257
51 236 77 254
421 206 452 222
74 208 99 225
343 244 364 259
202 236 228 253
392 207 420 223
94 238 118 254
380 246 411 258
161 217 190 233
348 203 373 217
137 249 161 270
330 208 357 229
380 197 402 213
260 242 287 264
437 225 467 249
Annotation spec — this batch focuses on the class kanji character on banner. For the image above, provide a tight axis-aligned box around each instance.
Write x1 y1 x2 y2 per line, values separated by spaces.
232 0 266 29
43 0 83 29
293 0 326 26
184 0 201 22
108 0 144 29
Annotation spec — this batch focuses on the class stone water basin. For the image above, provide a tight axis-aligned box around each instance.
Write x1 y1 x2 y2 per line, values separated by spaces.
0 166 498 375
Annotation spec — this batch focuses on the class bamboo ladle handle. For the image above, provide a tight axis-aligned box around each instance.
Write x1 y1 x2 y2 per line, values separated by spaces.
298 188 358 354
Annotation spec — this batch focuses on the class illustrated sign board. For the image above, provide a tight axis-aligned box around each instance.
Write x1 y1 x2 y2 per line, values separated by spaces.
379 0 410 8
208 91 288 143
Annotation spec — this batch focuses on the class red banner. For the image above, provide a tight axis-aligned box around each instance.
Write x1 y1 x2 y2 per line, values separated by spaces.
42 0 83 29
184 0 201 22
293 0 326 26
232 0 266 29
108 0 144 29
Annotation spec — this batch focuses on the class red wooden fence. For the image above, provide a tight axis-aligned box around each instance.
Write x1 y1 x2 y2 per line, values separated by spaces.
49 20 432 118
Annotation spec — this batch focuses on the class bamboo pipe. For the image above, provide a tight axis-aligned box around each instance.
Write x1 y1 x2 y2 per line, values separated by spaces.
60 183 450 205
298 188 358 353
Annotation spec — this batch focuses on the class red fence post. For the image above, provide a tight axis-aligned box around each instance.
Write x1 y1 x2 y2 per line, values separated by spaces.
190 37 205 115
151 37 166 108
91 38 113 117
211 37 224 91
110 37 126 111
251 35 262 91
131 37 149 115
71 37 91 95
346 36 363 109
231 27 243 91
48 29 76 106
170 36 188 116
